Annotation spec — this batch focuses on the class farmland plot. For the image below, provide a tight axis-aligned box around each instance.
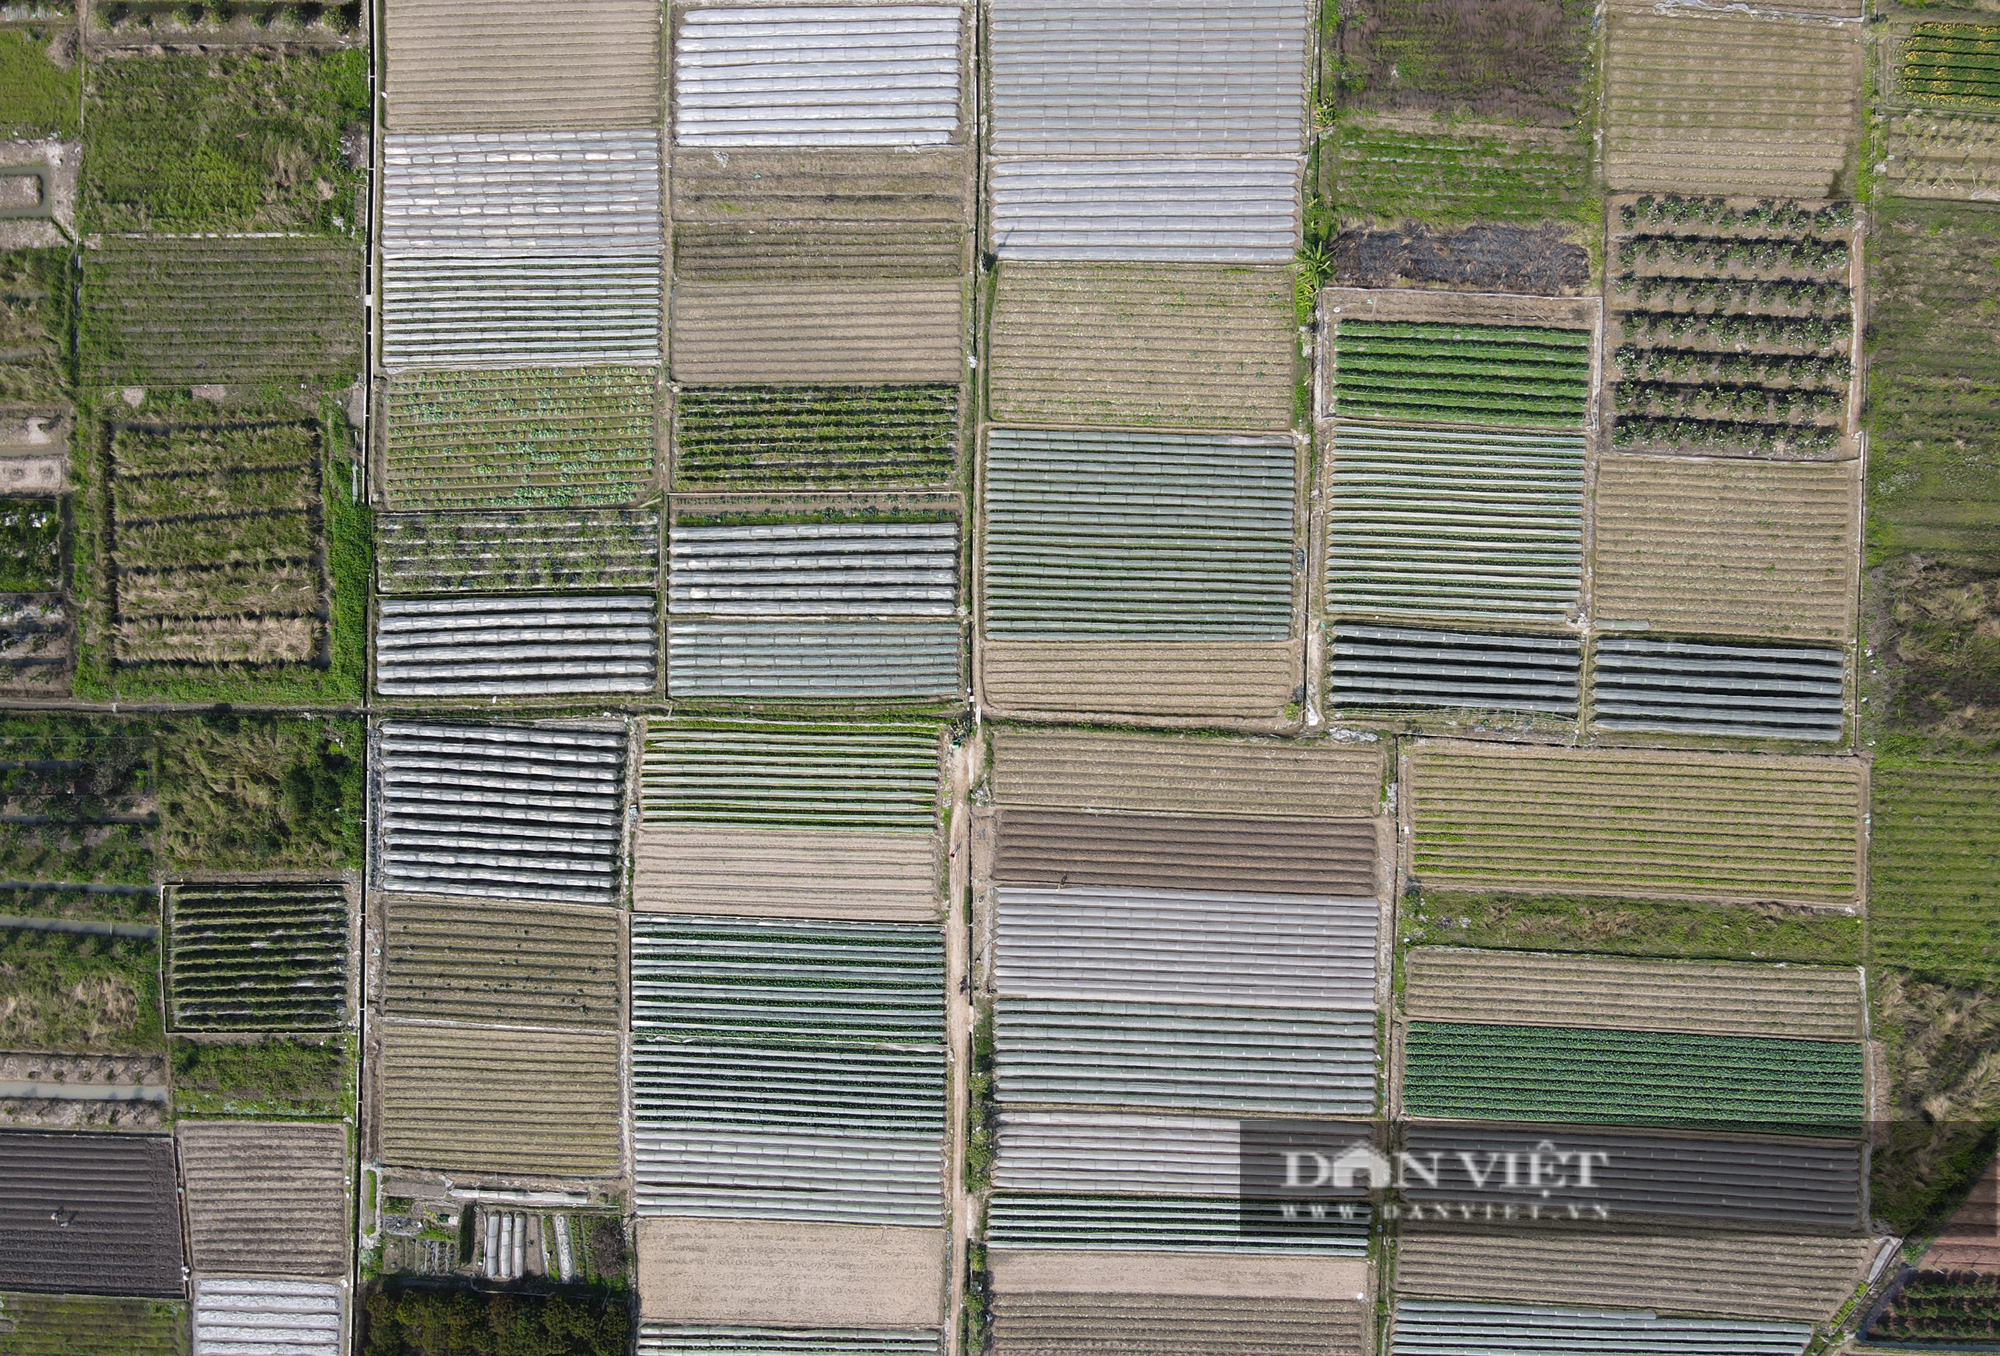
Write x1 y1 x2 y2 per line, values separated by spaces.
1389 1300 1812 1356
0 1130 183 1297
1882 110 2000 202
380 254 664 368
978 640 1301 721
1400 1022 1865 1130
636 720 940 920
994 809 1378 897
192 1280 338 1356
384 896 620 1028
995 1110 1269 1198
0 715 154 887
176 1120 347 1276
383 0 659 131
1591 454 1859 643
377 508 657 594
640 1331 939 1356
1603 9 1862 199
1331 319 1589 427
166 882 347 1031
382 367 658 511
992 1294 1366 1356
81 237 362 386
1401 949 1865 1039
1329 626 1580 716
1869 759 2000 983
0 1293 186 1356
1332 122 1590 229
1336 0 1593 127
0 250 69 407
1405 742 1865 905
670 282 963 386
987 264 1293 429
989 159 1298 264
1591 637 1846 741
988 1251 1372 1300
1332 222 1590 297
632 915 945 1224
378 1019 621 1176
638 1217 945 1327
1901 24 2000 112
375 593 658 697
376 721 627 906
990 1198 1368 1257
673 385 958 491
988 726 1382 818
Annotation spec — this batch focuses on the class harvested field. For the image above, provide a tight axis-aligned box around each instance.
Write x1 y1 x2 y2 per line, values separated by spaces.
377 721 628 907
1592 637 1847 742
1406 742 1864 904
997 998 1375 1115
0 1130 182 1297
1401 1021 1865 1130
1332 223 1590 297
1901 24 2000 112
989 158 1297 263
640 1331 939 1356
378 1019 621 1177
996 887 1376 1008
978 640 1300 720
637 826 939 919
1333 123 1589 228
1402 949 1864 1038
384 897 620 1029
380 255 661 369
0 1292 188 1356
1869 759 2000 983
668 619 960 699
1330 625 1580 715
1591 454 1859 642
638 1218 945 1326
989 727 1381 817
376 593 659 697
1389 1301 1810 1356
166 882 347 1032
81 237 362 386
673 385 959 490
176 1120 347 1276
1882 111 2000 201
381 367 658 511
378 509 659 594
671 282 962 385
1397 1233 1875 1322
987 263 1293 429
193 1279 338 1356
991 1295 1365 1356
383 0 660 131
1603 9 1862 198
1325 425 1584 622
673 4 963 148
1330 318 1589 427
982 429 1296 639
382 130 661 254
994 809 1376 896
1336 0 1592 126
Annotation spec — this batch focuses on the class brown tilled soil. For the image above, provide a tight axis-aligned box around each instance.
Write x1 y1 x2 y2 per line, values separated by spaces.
1926 1157 2000 1271
978 639 1301 723
1337 0 1593 127
1333 223 1591 296
383 0 661 131
634 824 942 920
989 726 1383 819
1320 285 1595 329
638 1217 946 1325
993 807 1379 896
990 1249 1369 1301
670 281 964 385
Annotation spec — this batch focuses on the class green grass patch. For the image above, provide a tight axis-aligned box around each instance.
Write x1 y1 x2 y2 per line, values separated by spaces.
0 28 81 140
674 384 959 491
0 249 73 406
966 1001 995 1193
1404 889 1863 965
1334 0 1594 126
1869 758 2000 985
82 48 366 234
1333 124 1590 227
0 713 156 885
0 926 164 1053
1870 557 2000 756
0 1292 187 1356
171 1033 347 1118
361 1286 630 1356
1331 319 1590 426
325 450 369 698
1866 198 2000 566
1871 969 2000 1236
1902 24 2000 111
156 713 362 873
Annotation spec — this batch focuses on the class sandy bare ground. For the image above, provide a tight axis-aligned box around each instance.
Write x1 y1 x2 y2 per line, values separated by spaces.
638 1217 946 1325
990 1249 1368 1301
634 824 940 921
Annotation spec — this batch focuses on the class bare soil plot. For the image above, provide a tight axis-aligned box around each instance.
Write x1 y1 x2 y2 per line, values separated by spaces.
1332 223 1590 296
671 282 963 385
1923 1155 2000 1271
992 1293 1367 1356
988 263 1292 429
637 1218 945 1326
1394 1231 1880 1322
377 1020 621 1178
990 726 1381 818
383 897 621 1028
1591 453 1860 643
0 1130 182 1297
0 1292 188 1356
1884 110 2000 201
1406 741 1865 906
1402 948 1864 1038
1336 0 1593 126
994 808 1376 896
636 824 939 920
383 0 660 131
979 639 1301 723
1603 8 1863 198
176 1119 347 1276
990 1249 1368 1301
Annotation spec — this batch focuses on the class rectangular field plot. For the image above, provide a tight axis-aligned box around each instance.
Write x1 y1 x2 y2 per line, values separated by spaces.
1406 742 1864 905
673 385 958 491
640 1330 939 1356
988 0 1305 157
1883 111 2000 202
989 726 1382 818
376 593 658 697
670 282 963 386
1330 320 1588 427
988 263 1293 429
1901 24 2000 112
633 915 945 1224
989 158 1298 263
1330 625 1580 716
1394 1233 1878 1324
1592 454 1858 643
384 0 661 131
982 430 1295 640
1591 637 1846 741
166 882 347 1032
384 897 620 1029
176 1120 347 1277
1401 1021 1864 1132
0 1131 183 1297
1332 123 1588 226
377 509 658 594
978 639 1301 722
0 717 155 887
637 1217 946 1327
1603 9 1862 198
379 1020 621 1176
667 619 960 699
991 1295 1366 1354
381 255 662 370
995 809 1377 897
382 131 662 254
377 721 628 906
1388 1300 1812 1356
1325 426 1583 622
673 5 963 148
0 1292 188 1356
1870 760 2000 983
0 249 72 407
989 1196 1367 1258
81 238 362 386
1402 949 1864 1039
193 1280 339 1356
382 367 658 511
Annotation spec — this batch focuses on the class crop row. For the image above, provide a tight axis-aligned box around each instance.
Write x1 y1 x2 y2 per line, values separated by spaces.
1616 274 1851 314
1614 381 1844 425
1620 309 1846 351
1333 127 1588 224
1870 760 2000 983
1614 346 1850 389
1616 234 1849 275
1901 24 2000 110
1619 196 1853 235
673 384 958 490
1612 415 1841 456
641 720 939 831
1332 321 1590 428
